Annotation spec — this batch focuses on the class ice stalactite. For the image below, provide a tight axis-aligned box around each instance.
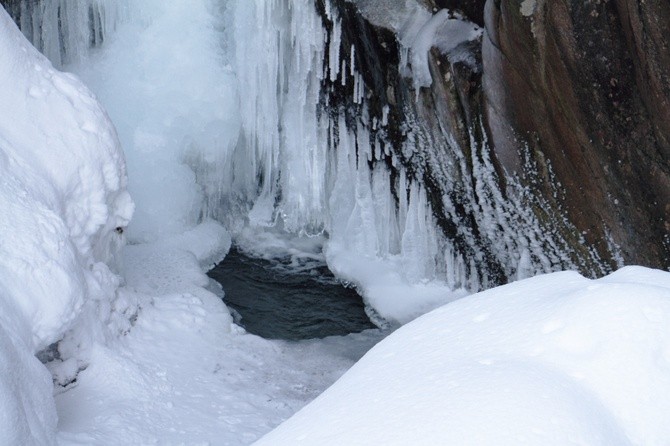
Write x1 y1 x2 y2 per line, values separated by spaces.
3 0 127 68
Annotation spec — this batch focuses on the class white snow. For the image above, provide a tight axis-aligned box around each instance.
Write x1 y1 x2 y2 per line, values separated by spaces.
521 0 538 17
56 220 385 444
70 0 240 244
258 266 670 445
0 5 131 444
39 1 388 444
348 0 481 89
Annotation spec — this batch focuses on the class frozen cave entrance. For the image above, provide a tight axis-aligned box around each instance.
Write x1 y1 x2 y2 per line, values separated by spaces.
207 235 377 341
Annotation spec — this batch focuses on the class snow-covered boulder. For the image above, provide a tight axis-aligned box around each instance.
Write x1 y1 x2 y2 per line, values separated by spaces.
258 266 670 445
0 5 132 352
0 6 132 443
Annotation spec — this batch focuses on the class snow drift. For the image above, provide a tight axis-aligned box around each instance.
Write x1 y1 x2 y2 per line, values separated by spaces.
0 6 131 443
258 266 670 445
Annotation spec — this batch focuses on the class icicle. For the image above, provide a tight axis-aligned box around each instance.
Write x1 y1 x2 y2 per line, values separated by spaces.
374 138 382 160
382 105 390 127
15 0 129 68
328 18 341 82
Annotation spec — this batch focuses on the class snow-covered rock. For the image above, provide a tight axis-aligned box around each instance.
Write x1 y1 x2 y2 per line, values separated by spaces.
0 6 132 443
258 266 670 445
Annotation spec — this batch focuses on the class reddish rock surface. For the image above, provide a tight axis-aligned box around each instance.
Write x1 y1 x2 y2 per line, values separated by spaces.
483 0 670 270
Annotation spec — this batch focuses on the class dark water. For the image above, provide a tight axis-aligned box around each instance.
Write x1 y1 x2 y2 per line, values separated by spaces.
207 247 376 340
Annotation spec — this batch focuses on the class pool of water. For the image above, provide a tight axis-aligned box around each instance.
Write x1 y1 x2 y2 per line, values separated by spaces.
208 247 376 340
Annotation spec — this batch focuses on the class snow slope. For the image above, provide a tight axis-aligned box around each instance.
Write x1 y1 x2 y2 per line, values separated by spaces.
0 6 132 444
56 222 385 445
258 266 670 445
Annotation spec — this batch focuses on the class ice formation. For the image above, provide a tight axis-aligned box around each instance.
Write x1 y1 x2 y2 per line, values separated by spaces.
53 0 482 324
10 0 546 325
6 0 128 68
2 0 670 444
206 0 479 322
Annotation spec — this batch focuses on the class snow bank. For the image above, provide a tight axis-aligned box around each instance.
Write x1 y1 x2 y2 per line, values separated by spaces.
0 6 132 351
0 6 131 443
258 266 670 445
0 297 57 445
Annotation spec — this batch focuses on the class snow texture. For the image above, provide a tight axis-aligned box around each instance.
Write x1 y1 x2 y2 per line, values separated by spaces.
27 2 388 444
258 266 670 445
0 5 131 444
69 0 239 245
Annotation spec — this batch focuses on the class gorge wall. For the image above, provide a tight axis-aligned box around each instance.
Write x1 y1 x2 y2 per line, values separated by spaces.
320 0 669 284
483 0 670 272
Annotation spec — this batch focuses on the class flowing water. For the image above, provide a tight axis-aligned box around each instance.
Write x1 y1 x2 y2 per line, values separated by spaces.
208 247 376 340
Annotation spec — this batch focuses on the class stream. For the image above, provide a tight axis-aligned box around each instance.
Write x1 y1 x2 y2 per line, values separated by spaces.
208 247 376 340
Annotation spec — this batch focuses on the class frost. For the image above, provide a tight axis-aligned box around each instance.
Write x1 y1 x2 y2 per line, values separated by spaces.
521 0 537 17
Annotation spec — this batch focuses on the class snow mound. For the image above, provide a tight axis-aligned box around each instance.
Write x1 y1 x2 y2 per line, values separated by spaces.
257 266 670 445
0 7 131 444
0 6 132 351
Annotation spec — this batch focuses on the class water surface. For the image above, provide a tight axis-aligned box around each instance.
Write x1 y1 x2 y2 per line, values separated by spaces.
208 247 375 340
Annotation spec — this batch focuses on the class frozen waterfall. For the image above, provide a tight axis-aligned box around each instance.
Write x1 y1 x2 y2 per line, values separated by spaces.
12 0 481 323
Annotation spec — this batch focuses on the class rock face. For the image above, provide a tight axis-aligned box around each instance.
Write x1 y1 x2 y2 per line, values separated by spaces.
436 0 486 25
484 0 670 271
326 0 670 281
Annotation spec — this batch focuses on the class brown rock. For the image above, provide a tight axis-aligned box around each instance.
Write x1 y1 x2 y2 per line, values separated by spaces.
483 0 670 270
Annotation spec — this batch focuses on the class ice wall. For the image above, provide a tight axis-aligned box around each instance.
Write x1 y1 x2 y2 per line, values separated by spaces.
213 0 609 321
2 0 127 68
6 0 598 322
69 0 240 244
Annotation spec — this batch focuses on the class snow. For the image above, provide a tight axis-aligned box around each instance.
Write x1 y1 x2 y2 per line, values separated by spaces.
258 266 670 445
0 5 131 444
348 0 482 89
26 1 387 444
70 0 240 244
56 223 385 444
521 0 538 17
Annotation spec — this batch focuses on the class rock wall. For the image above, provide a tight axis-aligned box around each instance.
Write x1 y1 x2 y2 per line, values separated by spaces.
327 0 669 282
484 0 670 270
